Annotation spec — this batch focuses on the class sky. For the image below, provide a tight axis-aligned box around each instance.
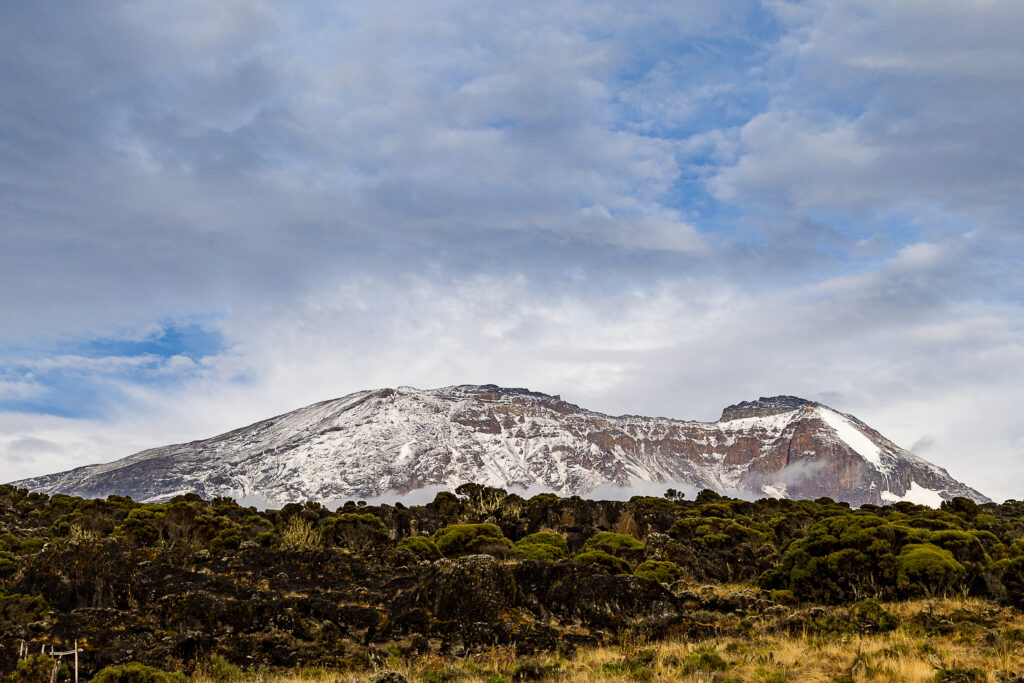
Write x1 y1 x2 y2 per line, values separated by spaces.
1 1 1022 501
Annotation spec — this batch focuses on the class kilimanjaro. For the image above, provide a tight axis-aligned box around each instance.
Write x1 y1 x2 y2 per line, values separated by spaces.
10 385 987 506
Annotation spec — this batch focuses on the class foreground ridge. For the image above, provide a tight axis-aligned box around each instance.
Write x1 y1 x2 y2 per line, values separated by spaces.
10 384 987 505
0 484 1021 679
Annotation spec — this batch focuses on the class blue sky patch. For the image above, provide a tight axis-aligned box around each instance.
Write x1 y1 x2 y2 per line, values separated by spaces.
0 322 225 419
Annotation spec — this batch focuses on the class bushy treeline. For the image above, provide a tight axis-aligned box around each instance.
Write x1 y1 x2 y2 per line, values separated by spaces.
3 483 1024 607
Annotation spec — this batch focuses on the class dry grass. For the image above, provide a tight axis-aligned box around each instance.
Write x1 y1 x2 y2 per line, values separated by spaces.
279 516 322 550
67 523 101 541
186 596 1024 682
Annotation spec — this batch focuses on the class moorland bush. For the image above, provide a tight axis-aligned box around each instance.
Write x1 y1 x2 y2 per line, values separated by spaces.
3 483 1024 678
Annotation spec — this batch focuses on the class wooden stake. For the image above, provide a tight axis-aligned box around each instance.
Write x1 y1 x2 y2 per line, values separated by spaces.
74 639 79 683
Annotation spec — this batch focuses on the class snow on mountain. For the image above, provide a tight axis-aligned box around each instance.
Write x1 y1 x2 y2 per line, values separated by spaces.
815 406 885 470
8 385 989 506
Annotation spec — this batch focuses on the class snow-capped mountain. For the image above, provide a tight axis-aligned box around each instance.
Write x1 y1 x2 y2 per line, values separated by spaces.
9 385 988 506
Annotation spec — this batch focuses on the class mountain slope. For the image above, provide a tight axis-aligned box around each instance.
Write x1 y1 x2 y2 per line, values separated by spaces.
9 385 988 506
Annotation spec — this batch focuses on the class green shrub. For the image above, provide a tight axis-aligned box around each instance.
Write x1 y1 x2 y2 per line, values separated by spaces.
599 647 655 680
514 532 569 562
629 495 677 511
933 666 985 682
854 599 900 632
520 531 568 553
695 489 723 504
698 502 733 519
1000 557 1024 607
431 491 462 517
760 514 959 603
928 530 986 565
323 513 389 550
18 538 45 554
583 532 643 554
669 516 766 548
940 496 979 519
1002 626 1024 643
432 523 507 557
210 527 244 551
514 542 562 562
527 493 560 504
681 646 728 673
973 513 999 530
634 560 682 584
0 592 52 623
467 536 516 558
114 511 163 545
574 549 632 574
207 653 242 681
0 551 16 576
896 543 966 596
770 589 798 606
509 657 560 680
397 536 442 561
91 662 187 682
6 654 67 682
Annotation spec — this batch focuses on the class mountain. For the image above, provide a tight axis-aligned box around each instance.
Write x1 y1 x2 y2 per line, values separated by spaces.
9 385 988 506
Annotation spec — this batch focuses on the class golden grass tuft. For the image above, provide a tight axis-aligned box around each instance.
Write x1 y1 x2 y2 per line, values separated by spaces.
279 516 322 550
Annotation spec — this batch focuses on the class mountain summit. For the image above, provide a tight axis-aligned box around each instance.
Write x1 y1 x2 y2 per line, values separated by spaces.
10 385 987 506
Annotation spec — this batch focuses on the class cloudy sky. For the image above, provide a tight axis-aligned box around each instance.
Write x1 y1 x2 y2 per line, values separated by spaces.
2 1 1022 501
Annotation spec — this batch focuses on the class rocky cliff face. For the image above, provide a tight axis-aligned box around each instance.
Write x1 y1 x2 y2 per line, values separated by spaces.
9 385 988 506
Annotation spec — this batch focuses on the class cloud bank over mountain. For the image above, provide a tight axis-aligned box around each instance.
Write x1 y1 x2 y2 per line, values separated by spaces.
1 1 1021 500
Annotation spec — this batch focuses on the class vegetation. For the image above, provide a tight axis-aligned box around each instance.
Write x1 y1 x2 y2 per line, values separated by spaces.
634 559 682 584
3 483 1024 679
76 596 1024 682
397 535 441 560
431 523 513 557
572 549 632 574
92 662 188 682
581 531 644 554
513 532 569 562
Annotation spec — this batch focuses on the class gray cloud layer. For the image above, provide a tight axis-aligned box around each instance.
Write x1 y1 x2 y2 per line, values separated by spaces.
2 1 1022 500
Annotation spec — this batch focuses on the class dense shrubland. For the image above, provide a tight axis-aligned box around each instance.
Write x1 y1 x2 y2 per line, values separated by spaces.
3 482 1024 679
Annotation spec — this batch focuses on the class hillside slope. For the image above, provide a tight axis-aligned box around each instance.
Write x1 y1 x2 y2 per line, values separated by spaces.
9 385 987 505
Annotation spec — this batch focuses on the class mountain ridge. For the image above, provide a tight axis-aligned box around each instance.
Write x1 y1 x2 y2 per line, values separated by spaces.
9 384 988 506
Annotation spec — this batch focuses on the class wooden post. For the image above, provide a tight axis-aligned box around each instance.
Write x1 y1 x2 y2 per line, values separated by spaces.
74 639 79 683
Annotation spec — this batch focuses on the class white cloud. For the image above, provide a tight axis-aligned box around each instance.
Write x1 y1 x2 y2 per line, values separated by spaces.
0 380 45 401
710 0 1024 224
8 247 1022 499
2 1 1022 506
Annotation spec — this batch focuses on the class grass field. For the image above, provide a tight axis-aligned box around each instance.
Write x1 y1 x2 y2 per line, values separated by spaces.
182 596 1024 683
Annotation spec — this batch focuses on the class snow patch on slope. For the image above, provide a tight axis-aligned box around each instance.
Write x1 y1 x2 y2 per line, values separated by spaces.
816 407 884 469
880 481 945 507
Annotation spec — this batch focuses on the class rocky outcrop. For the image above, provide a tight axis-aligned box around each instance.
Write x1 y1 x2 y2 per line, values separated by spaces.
720 396 812 421
9 385 988 506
